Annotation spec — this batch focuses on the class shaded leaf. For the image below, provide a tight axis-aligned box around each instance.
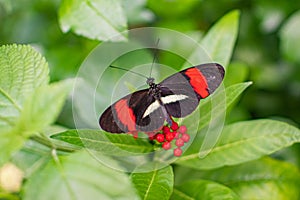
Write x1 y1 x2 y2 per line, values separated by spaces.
11 140 52 177
184 158 300 200
51 129 154 155
172 180 239 200
177 119 300 170
130 165 173 200
59 0 127 41
23 151 138 200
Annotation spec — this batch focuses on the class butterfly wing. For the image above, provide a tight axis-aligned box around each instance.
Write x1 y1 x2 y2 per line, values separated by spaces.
99 89 165 133
159 63 225 118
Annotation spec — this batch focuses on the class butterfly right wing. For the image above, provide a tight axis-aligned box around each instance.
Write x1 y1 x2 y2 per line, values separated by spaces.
99 89 165 133
159 63 225 118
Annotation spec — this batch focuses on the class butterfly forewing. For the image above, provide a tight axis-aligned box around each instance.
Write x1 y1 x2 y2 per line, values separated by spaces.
159 63 225 118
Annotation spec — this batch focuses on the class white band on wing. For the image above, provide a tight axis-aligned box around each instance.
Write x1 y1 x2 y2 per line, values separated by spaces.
142 94 189 118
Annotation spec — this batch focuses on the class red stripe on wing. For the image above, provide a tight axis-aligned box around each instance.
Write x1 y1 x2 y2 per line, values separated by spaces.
115 99 136 132
185 67 209 98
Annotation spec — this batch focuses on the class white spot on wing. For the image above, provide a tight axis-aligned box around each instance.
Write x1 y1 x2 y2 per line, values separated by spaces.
142 94 189 118
161 94 188 104
143 100 160 118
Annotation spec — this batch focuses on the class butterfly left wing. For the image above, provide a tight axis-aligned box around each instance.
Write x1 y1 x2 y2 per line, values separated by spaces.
99 89 166 133
159 63 225 118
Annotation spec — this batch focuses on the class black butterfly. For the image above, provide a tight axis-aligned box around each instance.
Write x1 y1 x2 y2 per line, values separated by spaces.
99 63 224 133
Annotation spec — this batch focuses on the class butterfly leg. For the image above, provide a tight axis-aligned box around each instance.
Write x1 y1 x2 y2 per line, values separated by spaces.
158 99 173 126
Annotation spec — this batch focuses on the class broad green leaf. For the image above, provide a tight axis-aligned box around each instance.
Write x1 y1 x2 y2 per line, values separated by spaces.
200 10 239 66
187 10 240 68
0 44 49 166
172 180 239 200
23 150 138 200
193 158 300 200
130 165 173 200
16 80 72 136
178 82 252 159
0 44 49 131
51 129 154 155
280 10 300 64
59 0 128 41
184 82 252 132
177 119 300 170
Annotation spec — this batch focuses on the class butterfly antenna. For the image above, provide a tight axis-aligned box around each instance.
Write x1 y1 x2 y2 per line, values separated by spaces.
149 38 160 78
109 65 149 79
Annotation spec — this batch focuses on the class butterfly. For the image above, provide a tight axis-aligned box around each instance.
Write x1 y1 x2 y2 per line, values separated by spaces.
99 63 225 133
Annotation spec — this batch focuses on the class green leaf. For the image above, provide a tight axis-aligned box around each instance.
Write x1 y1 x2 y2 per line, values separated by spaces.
59 0 128 41
130 165 173 200
179 82 252 159
11 139 53 177
0 44 49 166
224 62 249 87
177 119 300 170
22 150 138 200
194 158 300 200
201 10 240 66
187 81 252 131
187 10 240 67
51 129 154 155
16 79 73 136
73 45 153 128
198 81 252 130
123 0 154 25
0 44 49 131
0 131 24 167
172 180 239 200
280 10 300 64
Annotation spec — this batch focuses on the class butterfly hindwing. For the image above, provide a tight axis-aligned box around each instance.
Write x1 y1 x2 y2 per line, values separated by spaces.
99 89 165 133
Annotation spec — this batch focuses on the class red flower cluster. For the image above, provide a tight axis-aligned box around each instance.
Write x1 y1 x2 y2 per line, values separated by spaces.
147 120 190 157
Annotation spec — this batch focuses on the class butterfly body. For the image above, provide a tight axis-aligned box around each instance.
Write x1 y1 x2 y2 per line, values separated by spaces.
99 63 224 133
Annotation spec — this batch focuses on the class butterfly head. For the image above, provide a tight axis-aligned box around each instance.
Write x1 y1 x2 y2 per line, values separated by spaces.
146 77 155 86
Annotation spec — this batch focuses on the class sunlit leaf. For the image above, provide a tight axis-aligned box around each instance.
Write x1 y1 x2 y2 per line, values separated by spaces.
187 10 240 68
51 129 154 155
59 0 128 41
177 119 300 170
179 82 252 159
201 10 239 67
0 44 49 166
0 44 49 131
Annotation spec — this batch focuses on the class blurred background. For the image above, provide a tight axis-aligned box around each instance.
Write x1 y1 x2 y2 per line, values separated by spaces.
0 0 299 127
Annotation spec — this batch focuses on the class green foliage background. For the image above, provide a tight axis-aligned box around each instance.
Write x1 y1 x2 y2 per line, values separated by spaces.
0 0 300 200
